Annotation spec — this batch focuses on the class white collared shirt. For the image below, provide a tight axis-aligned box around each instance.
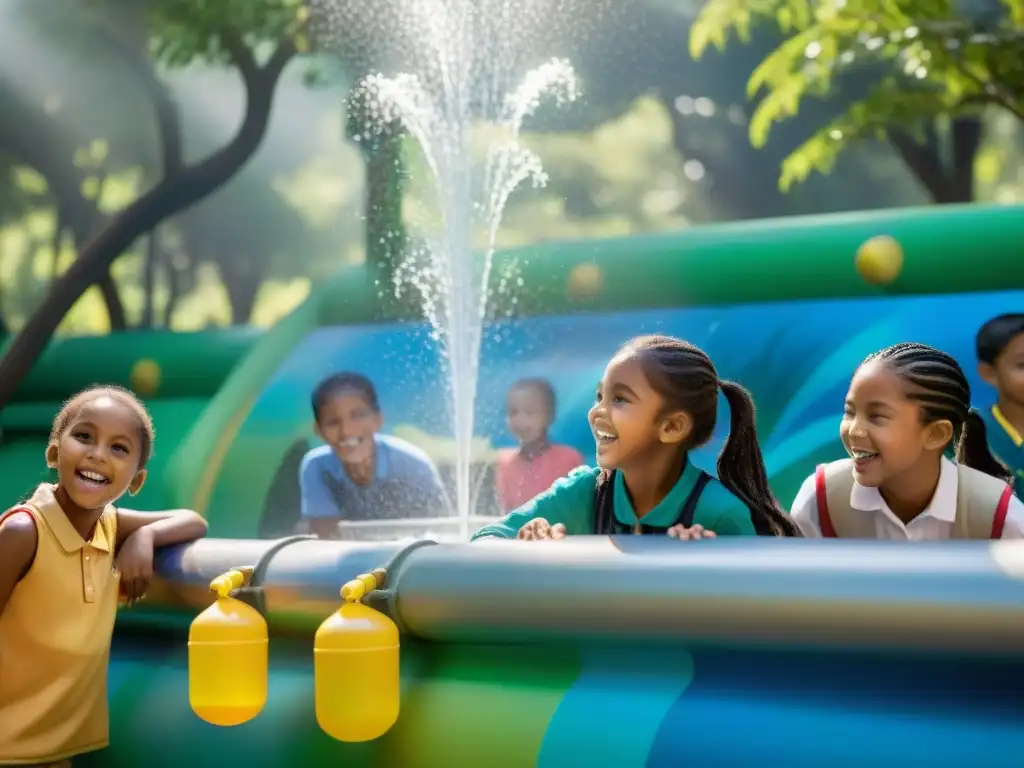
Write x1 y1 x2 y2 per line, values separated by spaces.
790 456 1024 540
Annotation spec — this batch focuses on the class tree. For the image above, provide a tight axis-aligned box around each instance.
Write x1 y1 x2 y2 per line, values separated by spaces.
690 0 1024 201
522 3 924 218
178 178 324 324
0 0 306 408
0 78 131 329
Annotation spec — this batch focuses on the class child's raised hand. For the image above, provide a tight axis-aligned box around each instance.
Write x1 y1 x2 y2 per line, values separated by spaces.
667 524 716 540
517 518 567 540
115 526 156 605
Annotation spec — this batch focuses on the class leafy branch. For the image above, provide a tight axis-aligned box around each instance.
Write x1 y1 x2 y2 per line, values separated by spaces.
690 0 1024 191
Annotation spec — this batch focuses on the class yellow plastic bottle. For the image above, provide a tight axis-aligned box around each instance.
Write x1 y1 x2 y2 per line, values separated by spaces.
188 568 269 726
314 571 400 742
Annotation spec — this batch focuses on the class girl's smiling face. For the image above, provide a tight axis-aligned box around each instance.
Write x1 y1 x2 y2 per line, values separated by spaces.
48 396 147 512
587 352 690 470
840 359 951 487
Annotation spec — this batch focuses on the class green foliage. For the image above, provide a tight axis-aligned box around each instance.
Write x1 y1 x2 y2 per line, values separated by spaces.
689 0 776 58
975 110 1024 202
145 0 309 68
691 0 1024 189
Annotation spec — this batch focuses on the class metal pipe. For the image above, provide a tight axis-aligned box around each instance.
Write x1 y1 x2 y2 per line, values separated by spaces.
138 536 1024 653
125 538 403 633
384 537 1024 653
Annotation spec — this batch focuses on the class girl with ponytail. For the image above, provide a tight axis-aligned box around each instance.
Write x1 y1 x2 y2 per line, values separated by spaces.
791 342 1024 540
472 335 800 541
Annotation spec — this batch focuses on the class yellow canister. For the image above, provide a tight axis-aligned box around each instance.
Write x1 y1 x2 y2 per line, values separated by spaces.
188 569 268 726
314 572 400 742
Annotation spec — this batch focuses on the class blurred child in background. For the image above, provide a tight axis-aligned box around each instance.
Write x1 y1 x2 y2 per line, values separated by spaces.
496 378 584 512
975 313 1024 496
299 372 446 538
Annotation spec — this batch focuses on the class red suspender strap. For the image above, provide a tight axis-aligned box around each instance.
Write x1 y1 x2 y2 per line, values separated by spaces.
991 484 1013 540
815 465 837 538
0 506 32 526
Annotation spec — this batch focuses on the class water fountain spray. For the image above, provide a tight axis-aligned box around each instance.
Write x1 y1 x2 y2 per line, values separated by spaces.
311 0 589 537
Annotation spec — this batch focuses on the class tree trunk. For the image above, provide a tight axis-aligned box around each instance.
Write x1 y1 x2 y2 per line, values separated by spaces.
162 246 197 328
661 92 793 219
0 37 295 409
219 258 262 325
889 117 980 203
50 211 65 280
347 86 408 285
98 271 127 330
162 254 183 328
140 231 160 328
948 116 982 201
78 172 127 330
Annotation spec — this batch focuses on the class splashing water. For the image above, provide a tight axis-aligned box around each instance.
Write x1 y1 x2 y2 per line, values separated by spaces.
312 0 594 538
362 63 577 537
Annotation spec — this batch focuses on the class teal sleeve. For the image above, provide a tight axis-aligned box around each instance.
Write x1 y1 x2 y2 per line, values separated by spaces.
705 506 756 536
471 466 600 540
692 480 756 536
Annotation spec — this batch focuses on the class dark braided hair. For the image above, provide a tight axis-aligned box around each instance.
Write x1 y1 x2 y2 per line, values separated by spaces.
621 335 801 537
864 342 1009 481
51 385 155 470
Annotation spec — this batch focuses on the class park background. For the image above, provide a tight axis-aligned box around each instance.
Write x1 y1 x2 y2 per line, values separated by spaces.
1 0 1022 534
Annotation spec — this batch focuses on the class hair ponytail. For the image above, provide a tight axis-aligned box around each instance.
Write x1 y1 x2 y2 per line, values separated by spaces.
622 335 801 537
958 409 1011 482
717 381 802 537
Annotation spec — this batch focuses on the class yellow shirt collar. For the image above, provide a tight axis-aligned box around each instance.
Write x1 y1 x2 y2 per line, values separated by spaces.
28 484 114 554
992 405 1024 448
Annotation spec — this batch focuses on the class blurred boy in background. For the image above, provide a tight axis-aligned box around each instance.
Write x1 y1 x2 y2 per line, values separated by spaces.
299 372 446 538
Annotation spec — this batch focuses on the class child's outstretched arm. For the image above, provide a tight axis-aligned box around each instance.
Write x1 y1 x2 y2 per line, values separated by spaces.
116 508 209 547
115 509 209 603
0 513 38 617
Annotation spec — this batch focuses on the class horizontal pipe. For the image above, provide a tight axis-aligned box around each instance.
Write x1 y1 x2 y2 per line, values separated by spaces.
144 536 1024 654
385 537 1024 653
134 538 402 632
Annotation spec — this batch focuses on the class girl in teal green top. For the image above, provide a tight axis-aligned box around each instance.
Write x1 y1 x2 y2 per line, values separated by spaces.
473 335 801 540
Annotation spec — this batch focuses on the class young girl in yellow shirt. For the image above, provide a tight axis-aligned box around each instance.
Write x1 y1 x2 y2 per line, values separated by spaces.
0 386 208 766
